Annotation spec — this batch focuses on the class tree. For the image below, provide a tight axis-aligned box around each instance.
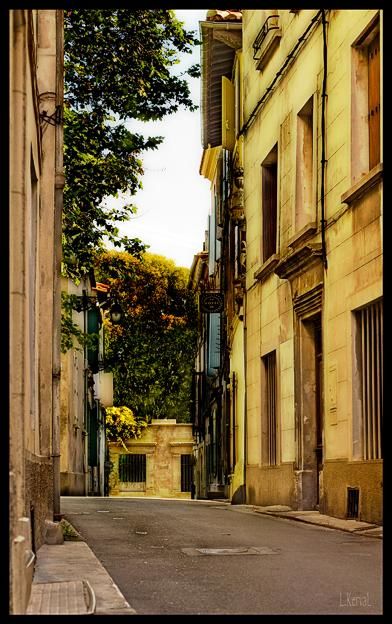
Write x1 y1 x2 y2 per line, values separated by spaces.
95 250 197 422
105 406 148 448
63 9 200 282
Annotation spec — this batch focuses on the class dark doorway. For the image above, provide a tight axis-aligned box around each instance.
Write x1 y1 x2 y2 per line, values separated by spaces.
314 316 324 506
299 312 324 509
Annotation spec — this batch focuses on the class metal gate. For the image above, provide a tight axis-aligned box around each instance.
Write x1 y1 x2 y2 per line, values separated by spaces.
181 454 193 492
119 454 146 483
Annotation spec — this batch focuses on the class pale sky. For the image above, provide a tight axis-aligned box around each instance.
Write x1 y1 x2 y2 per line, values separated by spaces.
108 9 211 269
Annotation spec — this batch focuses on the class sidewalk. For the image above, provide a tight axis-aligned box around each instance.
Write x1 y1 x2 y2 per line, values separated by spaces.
248 505 383 538
26 539 136 615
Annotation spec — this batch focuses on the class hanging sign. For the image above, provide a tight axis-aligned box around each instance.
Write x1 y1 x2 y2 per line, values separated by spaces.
200 292 224 313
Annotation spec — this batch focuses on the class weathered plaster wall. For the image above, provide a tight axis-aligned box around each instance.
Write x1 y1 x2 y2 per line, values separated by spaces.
9 9 63 613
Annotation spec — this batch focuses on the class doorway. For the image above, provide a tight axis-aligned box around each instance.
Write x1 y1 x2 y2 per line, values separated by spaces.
298 312 324 509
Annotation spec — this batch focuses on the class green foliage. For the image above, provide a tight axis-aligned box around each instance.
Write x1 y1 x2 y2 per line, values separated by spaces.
106 406 148 446
96 250 198 423
63 9 200 283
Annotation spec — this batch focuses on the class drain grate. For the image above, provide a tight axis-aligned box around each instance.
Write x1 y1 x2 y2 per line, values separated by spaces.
181 546 279 557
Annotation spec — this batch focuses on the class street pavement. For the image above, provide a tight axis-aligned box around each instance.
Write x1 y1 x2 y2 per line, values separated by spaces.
56 496 382 615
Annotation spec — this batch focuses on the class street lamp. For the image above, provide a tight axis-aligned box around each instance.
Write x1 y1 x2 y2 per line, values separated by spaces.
72 293 123 324
108 302 122 324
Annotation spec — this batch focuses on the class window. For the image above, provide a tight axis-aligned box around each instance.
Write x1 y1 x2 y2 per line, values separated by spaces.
368 32 380 169
234 56 242 138
234 225 246 281
222 76 235 151
295 96 314 230
208 190 221 274
181 455 193 492
261 351 277 465
207 312 221 375
353 300 383 460
119 454 146 482
351 17 381 183
261 145 278 262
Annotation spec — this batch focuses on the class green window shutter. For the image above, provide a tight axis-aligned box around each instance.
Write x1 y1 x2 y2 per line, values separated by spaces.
87 307 99 372
87 404 98 466
207 312 221 375
208 209 216 276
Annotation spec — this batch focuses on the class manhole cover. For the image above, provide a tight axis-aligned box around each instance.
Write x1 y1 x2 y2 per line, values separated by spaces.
181 546 279 556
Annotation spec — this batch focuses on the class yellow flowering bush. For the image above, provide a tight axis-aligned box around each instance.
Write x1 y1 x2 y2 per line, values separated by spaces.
105 406 148 448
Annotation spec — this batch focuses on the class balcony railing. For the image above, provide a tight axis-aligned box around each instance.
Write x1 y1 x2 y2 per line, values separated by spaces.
253 14 281 70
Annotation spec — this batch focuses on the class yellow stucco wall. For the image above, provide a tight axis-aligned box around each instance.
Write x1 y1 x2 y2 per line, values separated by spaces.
109 420 194 498
242 9 382 519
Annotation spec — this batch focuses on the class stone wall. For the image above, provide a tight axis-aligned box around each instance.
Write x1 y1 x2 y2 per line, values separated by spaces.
109 420 194 498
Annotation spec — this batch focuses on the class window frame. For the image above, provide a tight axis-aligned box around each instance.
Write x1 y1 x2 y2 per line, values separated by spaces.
351 16 381 184
261 144 279 263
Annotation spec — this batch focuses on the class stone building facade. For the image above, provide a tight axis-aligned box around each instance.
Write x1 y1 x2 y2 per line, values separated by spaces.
195 9 382 524
109 420 194 498
191 9 246 501
241 9 382 523
9 9 64 613
60 275 113 498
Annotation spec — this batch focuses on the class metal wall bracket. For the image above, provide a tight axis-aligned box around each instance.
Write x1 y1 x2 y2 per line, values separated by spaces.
40 105 63 127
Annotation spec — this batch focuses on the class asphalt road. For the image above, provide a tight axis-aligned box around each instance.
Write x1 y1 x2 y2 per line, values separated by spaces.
61 497 382 615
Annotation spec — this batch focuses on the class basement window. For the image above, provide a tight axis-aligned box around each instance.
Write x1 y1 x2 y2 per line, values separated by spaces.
347 487 360 519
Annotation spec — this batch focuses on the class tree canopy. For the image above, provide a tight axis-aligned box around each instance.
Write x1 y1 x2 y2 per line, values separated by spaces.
95 250 197 422
105 406 148 447
63 9 200 282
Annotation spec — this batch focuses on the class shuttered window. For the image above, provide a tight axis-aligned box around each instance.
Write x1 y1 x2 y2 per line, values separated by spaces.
355 300 383 460
207 312 221 375
368 32 380 170
208 207 216 276
222 76 235 151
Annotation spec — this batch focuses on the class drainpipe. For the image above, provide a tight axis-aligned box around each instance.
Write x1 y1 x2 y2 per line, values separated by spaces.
242 289 247 503
52 9 64 520
320 9 328 270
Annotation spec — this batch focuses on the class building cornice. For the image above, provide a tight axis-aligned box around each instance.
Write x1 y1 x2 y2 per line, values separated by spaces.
274 244 323 281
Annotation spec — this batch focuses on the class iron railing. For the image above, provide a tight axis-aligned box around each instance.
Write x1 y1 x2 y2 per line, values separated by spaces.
253 15 280 61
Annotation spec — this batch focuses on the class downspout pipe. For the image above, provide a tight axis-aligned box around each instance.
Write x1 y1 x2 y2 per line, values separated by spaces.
52 9 64 520
242 288 247 503
320 9 328 270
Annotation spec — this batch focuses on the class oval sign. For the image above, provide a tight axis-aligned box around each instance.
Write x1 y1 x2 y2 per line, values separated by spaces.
200 292 224 313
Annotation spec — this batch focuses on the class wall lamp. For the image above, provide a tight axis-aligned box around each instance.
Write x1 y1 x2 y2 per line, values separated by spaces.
72 292 123 325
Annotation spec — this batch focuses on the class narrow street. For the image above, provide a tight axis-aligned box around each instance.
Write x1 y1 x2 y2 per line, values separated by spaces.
62 497 382 615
